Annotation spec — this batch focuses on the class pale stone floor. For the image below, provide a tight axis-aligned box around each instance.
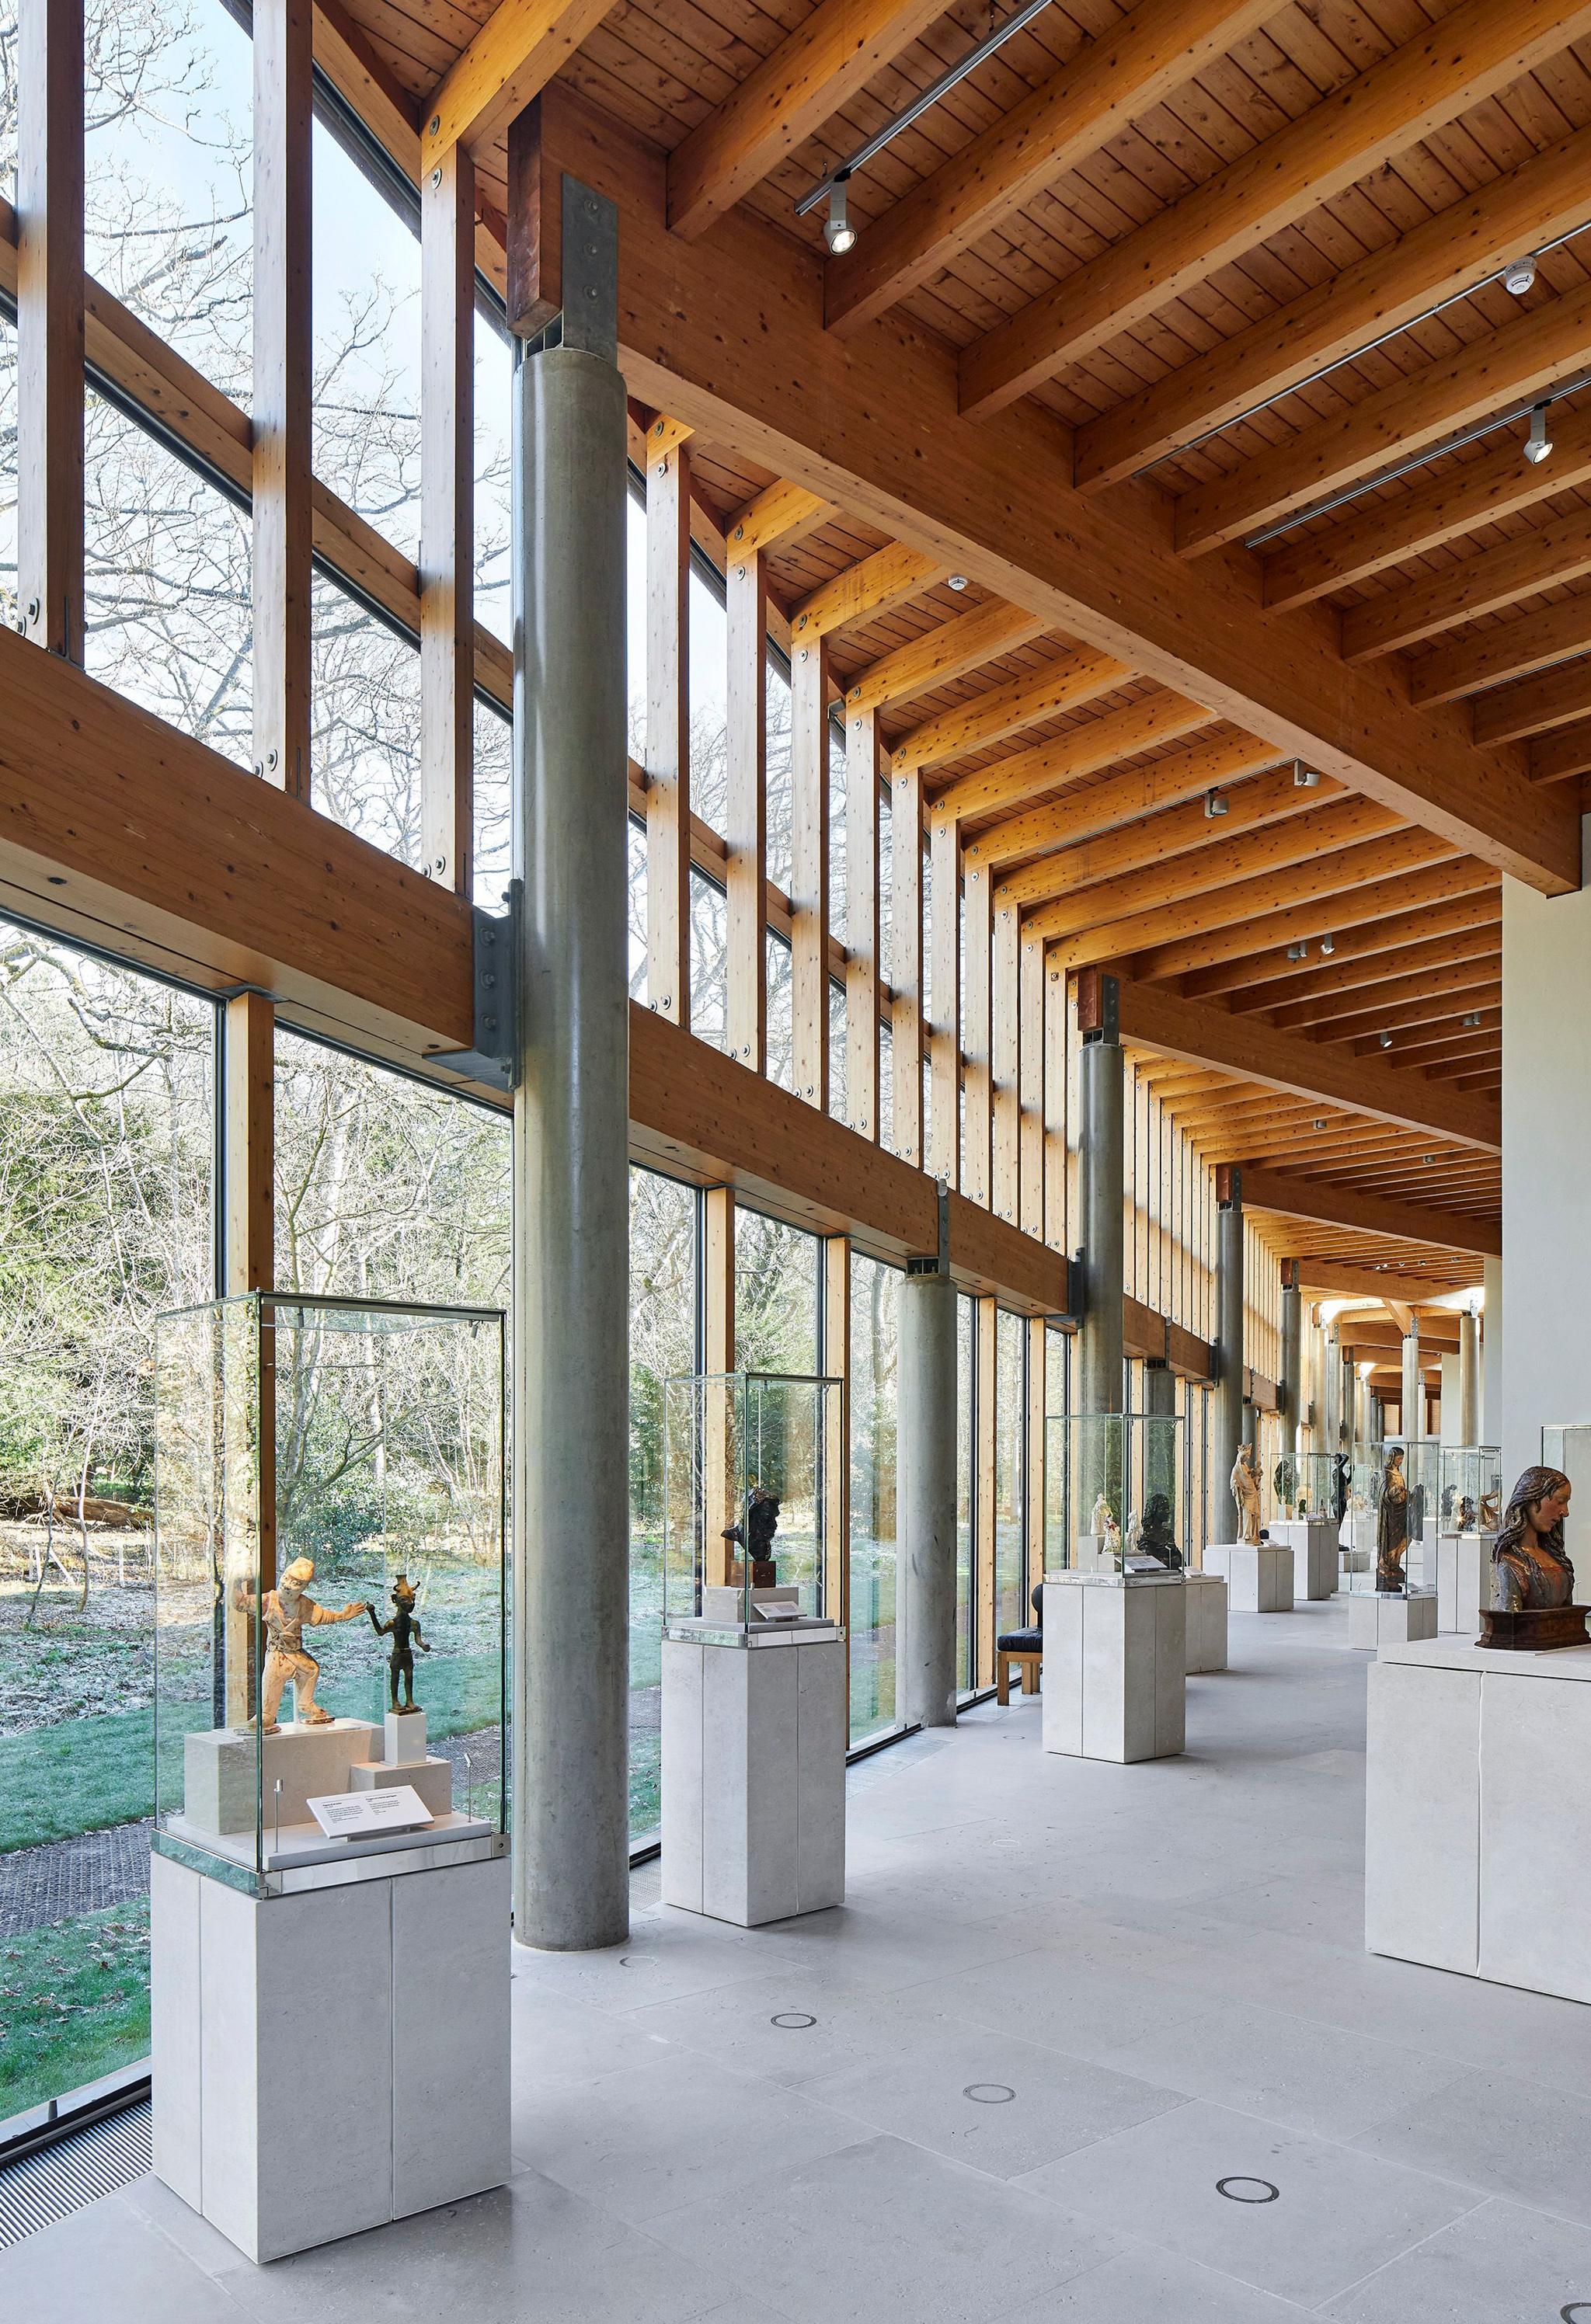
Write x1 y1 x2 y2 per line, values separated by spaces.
10 1596 1591 2320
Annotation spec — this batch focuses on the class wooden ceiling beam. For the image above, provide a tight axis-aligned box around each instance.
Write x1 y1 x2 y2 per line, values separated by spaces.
1314 976 1499 1044
963 727 1280 873
821 0 1274 336
1164 865 1499 992
724 478 834 556
422 0 614 159
1239 1167 1499 1256
1232 1125 1457 1169
998 764 1342 907
1268 951 1501 1033
1412 590 1591 706
1223 903 1502 1011
1342 504 1591 663
933 691 1213 823
1300 1266 1481 1303
1471 656 1591 743
1528 716 1591 782
956 0 1591 423
790 544 948 642
667 0 950 240
1075 125 1591 492
889 648 1131 775
1095 974 1500 1149
1024 796 1402 939
1175 277 1591 557
844 598 1046 716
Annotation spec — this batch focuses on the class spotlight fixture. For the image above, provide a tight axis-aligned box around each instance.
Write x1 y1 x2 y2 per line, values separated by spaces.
1314 1120 1328 1131
1286 941 1307 961
1424 1155 1437 1165
1292 759 1321 788
1320 934 1335 956
1378 1031 1394 1049
1502 253 1538 296
1463 1010 1482 1027
1204 788 1228 818
823 177 856 255
1524 401 1554 465
946 573 969 591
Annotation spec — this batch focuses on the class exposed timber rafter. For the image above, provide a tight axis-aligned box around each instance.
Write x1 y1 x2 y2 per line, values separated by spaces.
1240 1166 1501 1257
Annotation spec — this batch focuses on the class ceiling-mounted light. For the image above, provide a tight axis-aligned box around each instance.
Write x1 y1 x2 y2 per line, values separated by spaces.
1286 941 1307 961
1314 1119 1328 1130
946 573 969 591
823 176 856 255
1204 788 1228 818
1525 402 1554 464
1463 1010 1482 1027
1424 1154 1437 1164
1320 934 1335 955
1378 1031 1394 1049
1292 759 1321 788
1503 254 1538 296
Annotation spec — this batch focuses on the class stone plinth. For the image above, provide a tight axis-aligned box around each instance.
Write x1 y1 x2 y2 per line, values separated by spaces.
1042 1574 1185 1763
1366 1637 1591 2005
1348 1589 1437 1650
1183 1572 1228 1673
182 1718 380 1837
1436 1532 1494 1635
1205 1542 1293 1613
348 1755 454 1817
660 1624 845 1926
151 1848 509 2263
1271 1519 1337 1599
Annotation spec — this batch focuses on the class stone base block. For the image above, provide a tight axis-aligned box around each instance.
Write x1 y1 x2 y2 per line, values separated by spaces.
151 1849 509 2263
349 1755 454 1817
1042 1575 1185 1762
1436 1533 1492 1634
661 1630 845 1925
183 1718 380 1837
698 1584 800 1625
383 1708 427 1765
1205 1543 1293 1613
1183 1573 1228 1673
1271 1519 1337 1599
1348 1589 1438 1650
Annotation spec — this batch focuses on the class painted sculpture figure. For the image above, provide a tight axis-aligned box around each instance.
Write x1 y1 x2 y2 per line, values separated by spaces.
1140 1491 1182 1571
367 1571 430 1713
1480 1466 1589 1649
1376 1447 1410 1592
259 1557 371 1729
1231 1445 1261 1546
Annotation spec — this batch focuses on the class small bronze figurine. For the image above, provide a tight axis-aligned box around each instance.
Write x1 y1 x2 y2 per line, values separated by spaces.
1478 1466 1589 1649
1376 1447 1409 1593
1139 1491 1182 1571
367 1573 430 1713
723 1486 781 1588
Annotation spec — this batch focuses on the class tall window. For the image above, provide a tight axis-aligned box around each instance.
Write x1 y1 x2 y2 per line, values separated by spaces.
956 1292 975 1691
0 923 214 2126
994 1308 1026 1643
848 1256 899 1742
734 1209 818 1373
628 1168 695 1842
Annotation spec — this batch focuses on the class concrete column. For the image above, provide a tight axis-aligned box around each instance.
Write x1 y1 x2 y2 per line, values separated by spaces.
1401 1324 1421 1442
899 1262 958 1727
1214 1170 1245 1519
1279 1266 1303 1457
1078 1021 1124 1415
1322 1327 1341 1454
511 191 631 1951
1458 1306 1481 1445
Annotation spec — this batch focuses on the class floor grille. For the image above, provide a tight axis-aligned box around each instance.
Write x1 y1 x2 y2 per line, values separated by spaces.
0 2099 151 2251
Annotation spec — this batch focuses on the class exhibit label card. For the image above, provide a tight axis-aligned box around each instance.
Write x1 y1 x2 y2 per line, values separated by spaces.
307 1786 433 1840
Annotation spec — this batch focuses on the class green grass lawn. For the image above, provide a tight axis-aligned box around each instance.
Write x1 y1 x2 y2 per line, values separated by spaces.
0 1894 150 2120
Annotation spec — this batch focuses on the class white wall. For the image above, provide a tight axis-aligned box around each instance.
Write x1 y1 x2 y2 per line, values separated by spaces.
1482 1254 1502 1447
1439 1353 1460 1446
1502 818 1591 1491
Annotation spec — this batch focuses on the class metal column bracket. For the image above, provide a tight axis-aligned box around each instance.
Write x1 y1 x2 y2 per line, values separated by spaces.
429 882 521 1091
906 1178 953 1279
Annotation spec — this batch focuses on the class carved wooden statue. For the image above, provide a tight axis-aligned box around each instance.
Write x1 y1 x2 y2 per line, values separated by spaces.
1376 1448 1410 1592
1480 1466 1589 1650
1231 1445 1261 1546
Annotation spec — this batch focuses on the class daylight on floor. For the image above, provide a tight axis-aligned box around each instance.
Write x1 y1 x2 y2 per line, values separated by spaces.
2 0 1589 2313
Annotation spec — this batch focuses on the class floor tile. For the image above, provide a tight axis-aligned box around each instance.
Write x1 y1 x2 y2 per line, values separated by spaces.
0 2192 245 2324
509 1911 802 2012
616 1964 964 2087
1017 2098 1479 2308
903 1946 1224 2067
1350 2066 1591 2226
1323 2194 1591 2320
1010 2239 1314 2319
509 1980 684 2089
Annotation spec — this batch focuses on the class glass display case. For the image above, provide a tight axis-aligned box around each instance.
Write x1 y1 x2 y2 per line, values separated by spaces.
1295 1449 1349 1524
1542 1425 1591 1578
662 1370 842 1629
1440 1444 1503 1536
152 1292 507 1891
1346 1438 1439 1597
1044 1411 1186 1575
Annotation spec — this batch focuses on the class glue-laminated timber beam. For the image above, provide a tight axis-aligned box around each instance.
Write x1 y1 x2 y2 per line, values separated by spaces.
846 705 882 1139
726 547 768 1073
891 765 924 1166
1074 124 1591 492
791 631 832 1110
1024 797 1402 941
844 600 1046 717
1091 976 1501 1150
1471 657 1591 743
1130 847 1488 983
1212 896 1502 1007
1297 1266 1478 1304
1174 274 1591 557
1362 1011 1500 1062
1262 405 1591 614
1414 595 1591 708
313 0 423 173
960 727 1278 874
956 0 1591 423
994 764 1337 906
1239 1167 1500 1257
646 423 692 1029
1265 950 1502 1032
420 141 475 896
792 545 948 645
888 649 1131 775
253 0 313 801
422 0 614 160
16 0 84 665
928 809 960 1186
933 692 1214 824
1342 505 1591 663
821 0 1275 336
723 478 834 556
1316 978 1499 1045
1529 718 1591 783
465 90 1587 894
667 0 951 240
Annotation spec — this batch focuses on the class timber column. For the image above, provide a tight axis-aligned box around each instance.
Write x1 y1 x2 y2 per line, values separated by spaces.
899 1192 958 1728
1076 972 1124 1414
1401 1321 1422 1442
1214 1167 1245 1526
510 165 630 1949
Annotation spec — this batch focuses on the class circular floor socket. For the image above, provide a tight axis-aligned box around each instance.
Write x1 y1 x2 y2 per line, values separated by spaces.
1217 2177 1279 2204
618 1956 655 1967
771 2013 816 2029
1560 2306 1591 2320
963 2083 1016 2103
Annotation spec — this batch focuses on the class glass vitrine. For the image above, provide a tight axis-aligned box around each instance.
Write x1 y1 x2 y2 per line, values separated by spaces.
1439 1444 1503 1537
1541 1425 1591 1578
662 1371 841 1629
1346 1438 1439 1598
152 1293 507 1892
1044 1411 1187 1575
1296 1450 1348 1524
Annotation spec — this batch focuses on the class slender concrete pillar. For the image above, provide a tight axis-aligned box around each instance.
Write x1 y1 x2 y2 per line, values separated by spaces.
1078 1012 1124 1416
1322 1327 1341 1455
1279 1265 1303 1458
1401 1324 1422 1442
1214 1168 1245 1527
899 1257 959 1728
511 186 631 1950
1458 1306 1481 1444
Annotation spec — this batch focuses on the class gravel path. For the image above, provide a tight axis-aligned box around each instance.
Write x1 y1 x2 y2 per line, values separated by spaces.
0 1822 151 1938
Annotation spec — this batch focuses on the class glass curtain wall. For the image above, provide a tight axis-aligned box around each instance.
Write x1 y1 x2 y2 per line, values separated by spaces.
956 1292 976 1693
848 1256 899 1743
628 1169 696 1842
994 1309 1027 1643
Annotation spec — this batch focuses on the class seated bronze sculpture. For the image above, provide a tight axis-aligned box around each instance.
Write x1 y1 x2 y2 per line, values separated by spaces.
1478 1466 1589 1650
723 1485 781 1588
1138 1491 1182 1571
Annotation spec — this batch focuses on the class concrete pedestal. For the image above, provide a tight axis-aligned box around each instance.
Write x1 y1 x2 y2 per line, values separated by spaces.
151 1849 509 2263
1205 1542 1293 1612
1272 1519 1337 1599
1366 1637 1591 2003
1183 1572 1228 1673
660 1625 845 1926
1042 1574 1185 1762
1347 1589 1437 1649
1436 1532 1494 1634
